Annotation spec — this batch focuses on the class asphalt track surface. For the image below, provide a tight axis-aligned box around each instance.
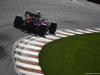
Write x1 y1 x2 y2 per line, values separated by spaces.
0 0 100 75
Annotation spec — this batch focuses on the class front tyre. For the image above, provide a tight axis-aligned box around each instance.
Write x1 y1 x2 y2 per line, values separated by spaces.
49 22 57 35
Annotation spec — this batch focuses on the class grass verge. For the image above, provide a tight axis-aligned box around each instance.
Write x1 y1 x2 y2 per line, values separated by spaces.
39 33 100 75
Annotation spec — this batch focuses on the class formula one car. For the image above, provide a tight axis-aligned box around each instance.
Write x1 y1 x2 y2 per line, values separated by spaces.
14 11 57 37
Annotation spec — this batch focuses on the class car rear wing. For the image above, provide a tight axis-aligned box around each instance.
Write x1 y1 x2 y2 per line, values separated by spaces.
24 11 40 18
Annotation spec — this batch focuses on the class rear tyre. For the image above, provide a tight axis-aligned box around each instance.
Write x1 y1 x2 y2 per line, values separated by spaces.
14 16 23 29
38 25 47 37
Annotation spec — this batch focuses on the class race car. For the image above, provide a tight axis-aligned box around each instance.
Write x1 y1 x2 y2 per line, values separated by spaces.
14 11 57 37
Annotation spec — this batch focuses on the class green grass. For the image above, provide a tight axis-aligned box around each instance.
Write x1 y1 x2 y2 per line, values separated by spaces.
39 33 100 75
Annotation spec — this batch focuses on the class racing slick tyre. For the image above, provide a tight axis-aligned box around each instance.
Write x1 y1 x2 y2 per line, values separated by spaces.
27 24 39 35
38 25 47 37
49 22 57 35
14 16 23 29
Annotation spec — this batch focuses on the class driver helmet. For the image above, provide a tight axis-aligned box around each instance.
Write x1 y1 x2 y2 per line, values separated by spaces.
37 10 42 15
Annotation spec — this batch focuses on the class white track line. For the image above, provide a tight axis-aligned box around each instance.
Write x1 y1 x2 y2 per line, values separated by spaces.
15 48 39 56
46 35 60 40
64 30 84 34
18 69 44 75
56 30 75 35
94 28 100 31
18 43 26 47
30 37 39 40
16 61 41 70
25 45 42 50
35 38 52 42
15 54 39 62
30 41 45 46
18 43 42 50
23 39 31 43
85 29 99 32
74 29 92 33
56 33 67 37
